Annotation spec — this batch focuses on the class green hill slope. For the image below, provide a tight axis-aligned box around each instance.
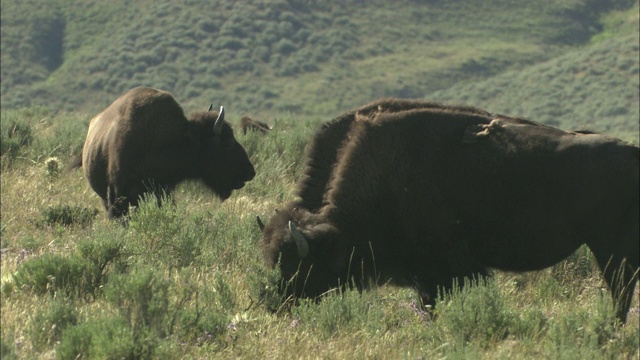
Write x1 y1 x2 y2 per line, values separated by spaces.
429 31 640 143
1 0 637 119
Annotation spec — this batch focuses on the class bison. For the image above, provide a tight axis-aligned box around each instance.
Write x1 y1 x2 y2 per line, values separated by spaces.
261 99 639 323
293 98 496 212
257 98 492 229
81 86 256 218
240 116 271 135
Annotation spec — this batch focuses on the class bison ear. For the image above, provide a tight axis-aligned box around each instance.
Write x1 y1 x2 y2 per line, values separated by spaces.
213 106 225 135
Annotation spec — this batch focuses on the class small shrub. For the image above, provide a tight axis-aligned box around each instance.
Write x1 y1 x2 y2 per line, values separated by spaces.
3 121 33 149
39 205 99 228
166 268 230 344
104 266 170 336
435 277 516 346
536 275 568 301
1 121 33 166
12 253 99 296
55 322 94 360
56 317 141 360
292 289 385 338
177 299 228 344
17 235 45 252
510 308 549 340
0 334 17 360
76 235 126 284
44 156 61 180
29 297 78 351
127 195 202 268
544 310 592 356
248 261 286 313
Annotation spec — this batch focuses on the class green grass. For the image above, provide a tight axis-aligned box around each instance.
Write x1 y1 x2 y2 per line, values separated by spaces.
1 109 638 359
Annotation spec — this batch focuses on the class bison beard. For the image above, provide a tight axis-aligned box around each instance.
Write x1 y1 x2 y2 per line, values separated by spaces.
261 99 639 324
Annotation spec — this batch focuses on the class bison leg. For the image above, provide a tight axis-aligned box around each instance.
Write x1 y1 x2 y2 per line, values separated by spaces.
107 183 147 218
414 267 491 313
106 181 173 218
591 210 639 324
106 183 132 218
593 251 639 324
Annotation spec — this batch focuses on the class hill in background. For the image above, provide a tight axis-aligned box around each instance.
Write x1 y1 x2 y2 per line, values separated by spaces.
431 32 639 142
1 0 638 141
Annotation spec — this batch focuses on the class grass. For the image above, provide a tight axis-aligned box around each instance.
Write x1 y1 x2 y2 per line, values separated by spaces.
1 109 638 359
1 1 639 358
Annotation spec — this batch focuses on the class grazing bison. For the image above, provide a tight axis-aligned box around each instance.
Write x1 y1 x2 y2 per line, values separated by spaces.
240 116 271 135
261 100 639 323
81 86 256 218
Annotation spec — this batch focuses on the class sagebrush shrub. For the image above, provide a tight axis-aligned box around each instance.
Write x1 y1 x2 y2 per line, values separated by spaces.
29 297 78 351
12 253 99 296
435 277 516 346
39 204 99 228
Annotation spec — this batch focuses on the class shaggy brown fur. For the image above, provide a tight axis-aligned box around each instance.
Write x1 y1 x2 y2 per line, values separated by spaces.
261 99 639 323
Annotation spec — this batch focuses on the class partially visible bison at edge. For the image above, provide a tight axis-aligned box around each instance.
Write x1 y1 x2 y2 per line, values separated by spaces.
80 86 256 218
240 116 271 135
260 98 639 323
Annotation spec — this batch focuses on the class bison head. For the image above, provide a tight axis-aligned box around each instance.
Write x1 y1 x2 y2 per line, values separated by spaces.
261 204 353 299
187 106 255 200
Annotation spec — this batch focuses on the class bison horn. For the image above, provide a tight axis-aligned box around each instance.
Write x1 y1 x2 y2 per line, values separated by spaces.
256 216 265 231
288 221 309 258
207 104 214 112
213 106 225 135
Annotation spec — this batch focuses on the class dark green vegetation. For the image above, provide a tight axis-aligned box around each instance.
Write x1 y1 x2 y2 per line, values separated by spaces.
1 0 639 358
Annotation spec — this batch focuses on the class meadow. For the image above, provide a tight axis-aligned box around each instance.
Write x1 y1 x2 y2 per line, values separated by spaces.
1 0 639 358
0 106 638 359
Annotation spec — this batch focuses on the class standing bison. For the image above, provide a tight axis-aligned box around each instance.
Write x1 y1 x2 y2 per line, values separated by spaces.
81 86 256 218
261 99 639 323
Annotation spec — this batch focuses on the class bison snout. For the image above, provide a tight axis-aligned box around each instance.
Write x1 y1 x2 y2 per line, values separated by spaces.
246 167 256 181
232 167 255 190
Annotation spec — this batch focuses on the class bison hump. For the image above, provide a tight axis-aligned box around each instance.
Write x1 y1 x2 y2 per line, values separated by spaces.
112 87 189 145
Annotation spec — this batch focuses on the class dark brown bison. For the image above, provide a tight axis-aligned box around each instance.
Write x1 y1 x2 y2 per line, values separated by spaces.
81 86 256 218
294 98 496 212
257 98 493 229
240 116 271 135
261 100 639 323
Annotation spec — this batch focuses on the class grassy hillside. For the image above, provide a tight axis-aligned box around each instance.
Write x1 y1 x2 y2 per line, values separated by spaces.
1 0 637 118
431 31 640 143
